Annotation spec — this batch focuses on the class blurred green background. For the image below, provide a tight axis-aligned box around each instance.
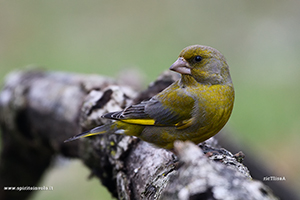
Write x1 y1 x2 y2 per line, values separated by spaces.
1 1 299 199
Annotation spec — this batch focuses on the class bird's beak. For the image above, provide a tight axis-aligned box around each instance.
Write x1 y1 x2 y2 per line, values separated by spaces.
169 57 191 75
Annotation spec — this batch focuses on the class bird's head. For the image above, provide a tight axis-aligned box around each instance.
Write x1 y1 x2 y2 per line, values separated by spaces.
170 45 232 85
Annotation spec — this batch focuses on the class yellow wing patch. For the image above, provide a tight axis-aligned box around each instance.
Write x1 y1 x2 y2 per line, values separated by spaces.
120 118 156 126
121 118 194 128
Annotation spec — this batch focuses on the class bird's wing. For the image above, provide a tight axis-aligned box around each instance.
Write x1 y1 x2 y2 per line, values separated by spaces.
103 101 155 125
103 93 195 128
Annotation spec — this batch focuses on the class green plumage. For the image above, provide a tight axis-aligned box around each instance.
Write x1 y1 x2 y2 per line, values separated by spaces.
65 45 234 150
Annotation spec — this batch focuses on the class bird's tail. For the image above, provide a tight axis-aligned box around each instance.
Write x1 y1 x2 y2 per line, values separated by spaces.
64 123 112 143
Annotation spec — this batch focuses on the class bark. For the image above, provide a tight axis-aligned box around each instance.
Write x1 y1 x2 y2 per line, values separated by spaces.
0 69 279 200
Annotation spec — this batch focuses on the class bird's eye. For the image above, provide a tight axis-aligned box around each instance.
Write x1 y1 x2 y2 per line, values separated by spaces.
194 55 202 62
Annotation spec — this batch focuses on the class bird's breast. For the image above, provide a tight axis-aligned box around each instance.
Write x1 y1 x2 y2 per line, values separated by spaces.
191 84 234 128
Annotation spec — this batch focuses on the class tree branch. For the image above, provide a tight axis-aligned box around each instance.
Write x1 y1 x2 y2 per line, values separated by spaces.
0 70 279 200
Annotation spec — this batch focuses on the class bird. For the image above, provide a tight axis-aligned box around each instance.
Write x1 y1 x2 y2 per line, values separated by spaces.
65 45 234 150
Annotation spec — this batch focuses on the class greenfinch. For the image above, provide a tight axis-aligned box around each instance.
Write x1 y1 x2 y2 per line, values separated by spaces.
65 45 234 150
